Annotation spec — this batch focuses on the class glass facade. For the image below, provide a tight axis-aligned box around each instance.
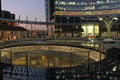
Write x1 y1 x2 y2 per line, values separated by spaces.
54 0 120 16
55 0 120 11
45 0 120 39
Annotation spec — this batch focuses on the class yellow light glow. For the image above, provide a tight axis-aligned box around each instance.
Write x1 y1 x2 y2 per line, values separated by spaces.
88 25 93 30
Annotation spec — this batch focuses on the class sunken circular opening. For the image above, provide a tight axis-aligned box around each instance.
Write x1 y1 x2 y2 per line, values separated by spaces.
1 45 104 68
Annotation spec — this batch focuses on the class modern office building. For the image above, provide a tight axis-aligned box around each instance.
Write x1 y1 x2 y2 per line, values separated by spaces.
45 0 120 39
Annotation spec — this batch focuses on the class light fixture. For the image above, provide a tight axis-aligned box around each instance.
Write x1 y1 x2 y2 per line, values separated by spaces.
99 17 103 21
113 17 118 20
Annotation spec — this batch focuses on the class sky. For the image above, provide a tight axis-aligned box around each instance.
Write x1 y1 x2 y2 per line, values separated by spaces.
2 0 46 21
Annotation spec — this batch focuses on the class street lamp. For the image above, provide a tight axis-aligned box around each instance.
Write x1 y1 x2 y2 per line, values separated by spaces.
99 16 118 39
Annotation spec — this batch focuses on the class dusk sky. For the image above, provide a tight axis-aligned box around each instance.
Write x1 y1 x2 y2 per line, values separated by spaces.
2 0 46 21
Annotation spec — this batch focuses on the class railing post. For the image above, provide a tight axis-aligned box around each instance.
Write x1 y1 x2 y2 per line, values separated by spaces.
10 51 13 77
26 52 29 80
87 51 90 75
0 51 1 63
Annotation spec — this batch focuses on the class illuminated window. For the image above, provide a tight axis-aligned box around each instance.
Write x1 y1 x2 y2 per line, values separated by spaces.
61 1 66 5
97 1 103 4
85 6 95 10
81 2 85 5
100 5 110 9
107 0 110 3
82 24 99 38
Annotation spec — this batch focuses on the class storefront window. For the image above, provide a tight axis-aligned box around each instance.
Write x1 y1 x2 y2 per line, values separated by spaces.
82 24 99 39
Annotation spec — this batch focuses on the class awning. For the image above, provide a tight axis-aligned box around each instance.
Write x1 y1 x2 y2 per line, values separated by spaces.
0 26 28 31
